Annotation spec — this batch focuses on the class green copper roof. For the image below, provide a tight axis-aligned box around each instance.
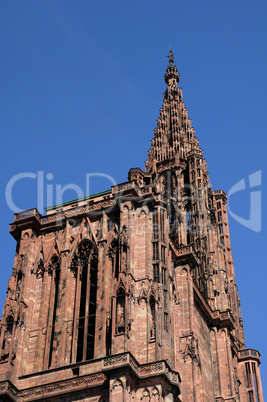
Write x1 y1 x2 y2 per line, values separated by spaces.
45 189 112 211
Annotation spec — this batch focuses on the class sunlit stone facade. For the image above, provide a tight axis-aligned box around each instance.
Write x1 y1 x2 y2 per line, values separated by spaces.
0 51 263 401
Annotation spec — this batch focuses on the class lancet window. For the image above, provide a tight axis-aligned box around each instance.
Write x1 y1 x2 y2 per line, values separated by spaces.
47 255 61 368
71 240 98 363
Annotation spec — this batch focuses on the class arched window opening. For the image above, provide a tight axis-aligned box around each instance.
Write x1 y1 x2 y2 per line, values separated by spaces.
48 256 60 368
186 211 190 245
116 288 125 334
72 240 98 363
76 261 88 362
15 271 23 301
87 257 97 360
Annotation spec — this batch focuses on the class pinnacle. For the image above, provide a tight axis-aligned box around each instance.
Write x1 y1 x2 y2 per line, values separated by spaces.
164 49 180 85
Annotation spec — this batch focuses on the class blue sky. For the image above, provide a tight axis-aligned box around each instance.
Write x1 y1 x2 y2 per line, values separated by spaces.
0 0 266 394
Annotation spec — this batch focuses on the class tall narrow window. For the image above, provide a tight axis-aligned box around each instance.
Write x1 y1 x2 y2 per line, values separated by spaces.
153 264 160 283
76 261 88 362
162 268 167 285
245 362 252 387
72 240 98 363
186 212 190 244
164 313 168 332
252 363 260 402
106 312 112 356
169 212 174 239
161 246 166 265
149 296 156 341
48 256 60 368
87 257 97 360
169 205 177 242
153 210 159 240
160 209 165 242
153 243 159 261
15 271 23 301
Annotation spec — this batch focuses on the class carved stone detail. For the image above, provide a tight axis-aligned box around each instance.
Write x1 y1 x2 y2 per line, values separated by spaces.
180 335 200 365
19 373 107 398
112 378 123 389
103 354 128 367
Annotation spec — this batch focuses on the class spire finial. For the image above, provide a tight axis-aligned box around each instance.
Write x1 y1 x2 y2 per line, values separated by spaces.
168 49 175 66
164 48 180 85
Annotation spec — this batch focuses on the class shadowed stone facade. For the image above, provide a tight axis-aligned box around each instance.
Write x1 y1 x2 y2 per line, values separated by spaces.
0 51 263 401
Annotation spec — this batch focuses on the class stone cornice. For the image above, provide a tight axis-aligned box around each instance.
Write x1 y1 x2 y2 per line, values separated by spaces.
0 352 181 401
193 282 235 331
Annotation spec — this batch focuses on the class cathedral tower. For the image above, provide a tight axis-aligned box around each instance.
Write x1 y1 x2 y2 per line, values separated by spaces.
0 51 263 401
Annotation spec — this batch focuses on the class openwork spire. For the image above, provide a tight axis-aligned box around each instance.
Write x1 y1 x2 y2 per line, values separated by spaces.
146 50 200 174
164 49 180 85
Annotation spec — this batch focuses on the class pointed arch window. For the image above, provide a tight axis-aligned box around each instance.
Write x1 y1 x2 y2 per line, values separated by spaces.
47 255 61 368
71 240 98 363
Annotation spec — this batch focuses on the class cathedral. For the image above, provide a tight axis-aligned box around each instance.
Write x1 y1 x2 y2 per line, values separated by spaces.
0 51 263 401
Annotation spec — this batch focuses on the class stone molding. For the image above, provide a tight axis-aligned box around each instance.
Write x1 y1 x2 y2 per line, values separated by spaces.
0 352 181 401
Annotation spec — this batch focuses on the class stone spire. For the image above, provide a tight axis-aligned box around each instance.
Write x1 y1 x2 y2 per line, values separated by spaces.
146 50 200 174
